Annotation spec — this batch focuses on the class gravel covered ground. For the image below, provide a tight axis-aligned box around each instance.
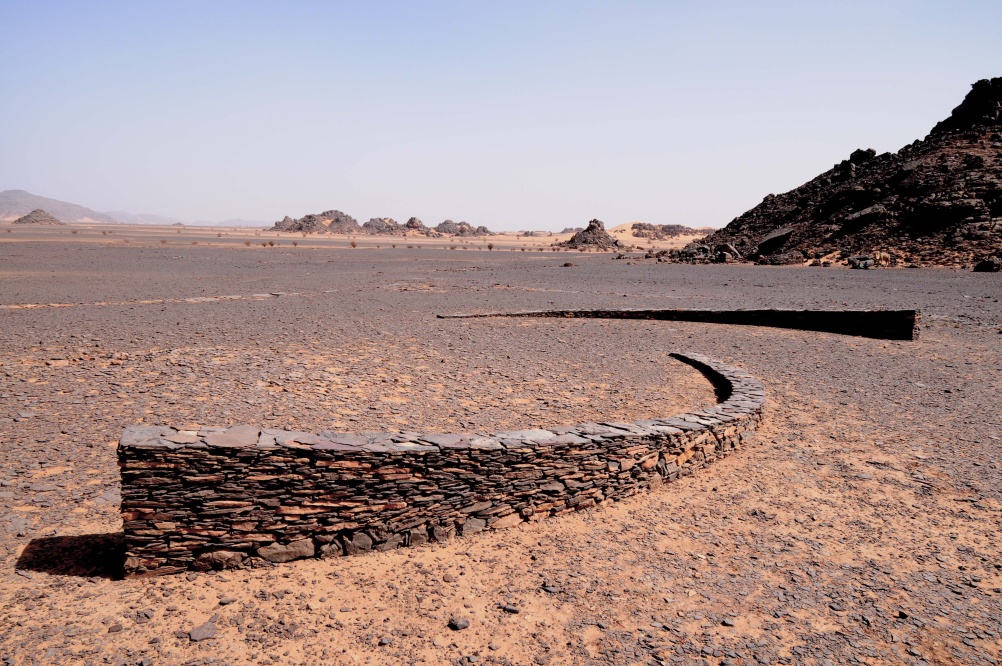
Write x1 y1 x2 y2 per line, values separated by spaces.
1 240 1001 666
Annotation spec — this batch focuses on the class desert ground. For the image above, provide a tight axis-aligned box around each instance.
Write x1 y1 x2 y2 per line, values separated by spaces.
1 227 1000 666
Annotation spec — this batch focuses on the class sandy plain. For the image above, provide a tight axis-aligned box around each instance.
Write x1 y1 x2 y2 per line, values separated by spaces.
1 225 1001 666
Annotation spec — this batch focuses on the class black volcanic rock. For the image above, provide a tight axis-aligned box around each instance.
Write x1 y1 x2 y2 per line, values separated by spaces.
271 210 360 234
930 78 1002 135
557 220 624 250
680 78 1002 268
13 209 65 225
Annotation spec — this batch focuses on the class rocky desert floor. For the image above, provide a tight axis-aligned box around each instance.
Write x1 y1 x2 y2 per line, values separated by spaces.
1 235 1001 666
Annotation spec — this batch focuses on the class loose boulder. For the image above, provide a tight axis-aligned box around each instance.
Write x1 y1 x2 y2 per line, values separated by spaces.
257 539 315 563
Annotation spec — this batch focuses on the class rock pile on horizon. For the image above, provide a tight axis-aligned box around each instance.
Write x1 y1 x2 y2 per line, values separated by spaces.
679 77 1002 268
435 220 491 236
631 223 698 240
13 209 65 225
271 210 361 234
557 219 624 250
271 211 491 236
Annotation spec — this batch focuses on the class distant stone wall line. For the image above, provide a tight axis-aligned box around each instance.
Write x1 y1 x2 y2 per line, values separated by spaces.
438 308 920 341
118 352 765 576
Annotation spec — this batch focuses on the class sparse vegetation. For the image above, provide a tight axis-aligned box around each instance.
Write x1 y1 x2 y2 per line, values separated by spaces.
244 240 251 246
292 241 298 247
160 239 166 244
268 240 274 247
487 243 494 251
71 230 78 234
350 240 358 248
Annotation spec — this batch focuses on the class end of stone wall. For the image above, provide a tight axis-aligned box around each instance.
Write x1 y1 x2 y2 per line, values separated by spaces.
118 353 764 576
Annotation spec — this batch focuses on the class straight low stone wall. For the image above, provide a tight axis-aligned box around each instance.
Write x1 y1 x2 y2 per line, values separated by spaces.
118 353 764 576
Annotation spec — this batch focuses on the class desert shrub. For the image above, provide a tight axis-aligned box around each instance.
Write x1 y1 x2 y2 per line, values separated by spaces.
292 241 298 247
350 240 358 248
160 239 166 244
268 240 274 247
487 243 494 251
71 230 78 234
244 240 251 246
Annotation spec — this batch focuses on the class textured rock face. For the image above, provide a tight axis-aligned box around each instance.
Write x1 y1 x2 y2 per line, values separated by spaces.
558 220 624 250
118 353 764 576
13 209 65 225
679 78 1002 268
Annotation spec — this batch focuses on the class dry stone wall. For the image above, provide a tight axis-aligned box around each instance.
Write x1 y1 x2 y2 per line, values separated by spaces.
118 353 765 576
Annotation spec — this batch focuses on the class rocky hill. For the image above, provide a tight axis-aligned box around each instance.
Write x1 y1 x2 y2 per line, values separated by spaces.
13 209 65 225
680 78 1002 268
0 190 117 224
556 220 624 250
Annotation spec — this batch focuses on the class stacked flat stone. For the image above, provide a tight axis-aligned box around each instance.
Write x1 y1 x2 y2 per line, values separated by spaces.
118 353 765 576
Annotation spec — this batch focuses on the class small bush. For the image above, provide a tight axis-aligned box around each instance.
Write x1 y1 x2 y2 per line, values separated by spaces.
391 244 396 248
487 243 494 251
292 241 298 247
350 240 358 248
191 241 198 245
71 230 78 234
160 239 166 244
268 240 274 247
244 240 251 246
217 233 222 238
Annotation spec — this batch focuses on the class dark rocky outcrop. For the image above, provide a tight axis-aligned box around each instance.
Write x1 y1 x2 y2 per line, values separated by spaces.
362 217 402 235
435 220 491 236
13 209 66 225
677 78 1002 268
271 210 361 234
557 220 624 250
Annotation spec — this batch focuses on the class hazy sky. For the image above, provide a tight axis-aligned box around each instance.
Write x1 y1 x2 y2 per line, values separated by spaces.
2 1 1000 230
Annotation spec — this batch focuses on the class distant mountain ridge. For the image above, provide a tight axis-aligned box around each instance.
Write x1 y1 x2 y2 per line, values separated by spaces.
0 189 118 224
0 190 268 227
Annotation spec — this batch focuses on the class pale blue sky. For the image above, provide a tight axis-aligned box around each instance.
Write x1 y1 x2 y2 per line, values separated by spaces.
1 1 999 229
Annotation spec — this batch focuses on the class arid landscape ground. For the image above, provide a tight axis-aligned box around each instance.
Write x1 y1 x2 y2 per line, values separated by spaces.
1 227 1001 666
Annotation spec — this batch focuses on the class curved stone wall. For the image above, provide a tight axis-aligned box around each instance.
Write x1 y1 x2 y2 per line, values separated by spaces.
118 353 764 576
